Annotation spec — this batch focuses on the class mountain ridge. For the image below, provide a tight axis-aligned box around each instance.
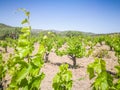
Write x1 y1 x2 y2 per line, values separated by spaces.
0 23 120 35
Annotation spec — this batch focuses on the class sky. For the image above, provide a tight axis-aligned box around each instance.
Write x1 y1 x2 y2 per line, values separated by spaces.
0 0 120 34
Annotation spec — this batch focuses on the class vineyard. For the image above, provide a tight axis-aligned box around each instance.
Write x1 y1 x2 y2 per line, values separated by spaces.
0 9 120 90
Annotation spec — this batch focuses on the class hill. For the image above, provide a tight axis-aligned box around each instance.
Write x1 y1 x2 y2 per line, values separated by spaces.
0 23 21 39
0 23 13 28
0 23 120 39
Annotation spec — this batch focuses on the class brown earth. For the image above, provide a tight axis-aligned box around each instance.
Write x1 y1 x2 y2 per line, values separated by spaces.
0 42 118 90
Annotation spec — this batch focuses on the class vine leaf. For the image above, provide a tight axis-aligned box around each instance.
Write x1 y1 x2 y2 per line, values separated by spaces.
16 64 31 83
21 18 28 24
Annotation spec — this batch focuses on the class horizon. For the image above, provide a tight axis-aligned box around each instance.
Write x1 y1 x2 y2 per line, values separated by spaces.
0 0 120 34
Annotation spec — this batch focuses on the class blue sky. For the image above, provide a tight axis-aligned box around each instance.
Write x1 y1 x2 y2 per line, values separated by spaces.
0 0 120 33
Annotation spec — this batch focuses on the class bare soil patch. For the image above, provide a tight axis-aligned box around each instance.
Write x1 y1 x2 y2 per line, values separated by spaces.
1 43 118 90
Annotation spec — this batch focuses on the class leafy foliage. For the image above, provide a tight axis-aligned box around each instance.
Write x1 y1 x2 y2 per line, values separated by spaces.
40 31 55 62
56 37 86 67
52 64 73 90
0 54 7 89
7 9 45 90
87 58 113 90
0 40 8 52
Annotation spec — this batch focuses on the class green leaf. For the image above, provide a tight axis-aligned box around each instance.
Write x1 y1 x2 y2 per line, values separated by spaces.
87 58 113 90
17 47 30 58
16 64 31 83
26 11 30 17
115 65 120 77
93 58 106 74
87 67 95 79
29 73 45 90
19 78 28 87
21 18 28 24
52 64 73 90
21 27 30 33
32 55 44 67
114 79 120 89
18 39 30 47
94 72 109 90
38 45 45 55
0 54 2 62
